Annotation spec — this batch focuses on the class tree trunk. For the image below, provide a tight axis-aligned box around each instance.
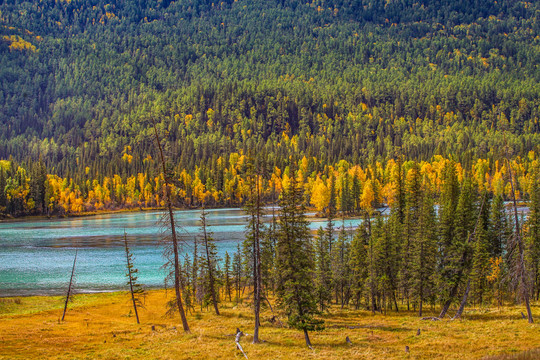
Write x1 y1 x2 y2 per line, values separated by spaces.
152 118 190 332
453 278 471 320
304 328 313 349
253 174 262 343
61 250 77 321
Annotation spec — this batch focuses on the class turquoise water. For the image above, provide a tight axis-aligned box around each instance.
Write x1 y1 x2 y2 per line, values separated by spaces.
0 208 362 296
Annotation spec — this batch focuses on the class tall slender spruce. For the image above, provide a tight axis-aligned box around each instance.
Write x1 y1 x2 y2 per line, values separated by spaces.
244 163 264 343
200 208 220 315
276 161 323 348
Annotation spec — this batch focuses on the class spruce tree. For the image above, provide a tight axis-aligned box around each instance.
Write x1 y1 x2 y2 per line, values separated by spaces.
233 243 243 303
124 232 145 324
199 208 220 315
401 163 422 310
489 194 511 259
526 163 540 300
349 224 368 309
223 251 233 302
314 227 332 312
409 188 437 316
470 215 491 306
437 162 462 318
332 225 351 309
243 163 265 343
276 162 323 348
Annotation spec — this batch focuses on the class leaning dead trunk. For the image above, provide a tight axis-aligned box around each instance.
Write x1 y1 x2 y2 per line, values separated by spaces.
151 118 190 332
61 250 77 321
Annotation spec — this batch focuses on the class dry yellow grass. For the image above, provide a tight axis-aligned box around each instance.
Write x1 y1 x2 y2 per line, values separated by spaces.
0 291 539 359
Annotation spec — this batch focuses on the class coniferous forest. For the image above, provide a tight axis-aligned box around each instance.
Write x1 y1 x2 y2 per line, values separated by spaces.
1 0 540 358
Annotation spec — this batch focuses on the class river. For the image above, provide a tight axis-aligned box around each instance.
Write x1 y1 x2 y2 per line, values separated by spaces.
0 208 363 297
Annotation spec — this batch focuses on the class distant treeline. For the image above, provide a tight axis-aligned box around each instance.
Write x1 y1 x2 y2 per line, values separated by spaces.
0 0 539 186
0 153 538 218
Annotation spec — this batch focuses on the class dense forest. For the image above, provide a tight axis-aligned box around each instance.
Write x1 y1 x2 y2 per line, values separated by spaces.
0 0 540 218
1 0 540 348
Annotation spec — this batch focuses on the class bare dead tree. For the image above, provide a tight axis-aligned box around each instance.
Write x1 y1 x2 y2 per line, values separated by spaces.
151 117 190 332
61 249 77 321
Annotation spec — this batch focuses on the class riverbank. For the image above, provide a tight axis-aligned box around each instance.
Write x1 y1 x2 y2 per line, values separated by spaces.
0 206 175 223
0 290 539 359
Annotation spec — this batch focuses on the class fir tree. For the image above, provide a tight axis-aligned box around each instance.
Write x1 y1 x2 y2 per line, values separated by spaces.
199 208 220 315
223 251 233 302
243 161 265 343
489 194 511 259
526 163 540 300
332 225 351 308
471 215 491 306
276 162 323 348
124 231 145 324
410 188 437 316
349 224 368 309
233 243 243 303
314 227 332 312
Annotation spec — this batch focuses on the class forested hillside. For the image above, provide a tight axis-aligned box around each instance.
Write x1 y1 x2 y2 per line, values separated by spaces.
0 0 539 216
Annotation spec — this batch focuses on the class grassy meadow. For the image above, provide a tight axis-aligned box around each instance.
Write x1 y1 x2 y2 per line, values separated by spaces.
0 290 539 359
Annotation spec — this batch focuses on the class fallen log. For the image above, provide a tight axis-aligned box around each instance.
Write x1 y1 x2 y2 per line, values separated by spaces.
235 328 249 359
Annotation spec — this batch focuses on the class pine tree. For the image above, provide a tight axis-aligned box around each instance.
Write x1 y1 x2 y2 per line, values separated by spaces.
490 194 510 259
332 225 351 308
276 162 323 348
233 243 243 303
182 254 195 313
470 215 491 306
243 162 265 343
223 251 233 302
260 209 277 293
349 224 368 309
314 227 332 312
526 163 540 300
199 208 220 315
410 188 437 316
371 213 401 314
366 216 383 313
401 163 422 310
124 231 145 324
437 162 462 318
